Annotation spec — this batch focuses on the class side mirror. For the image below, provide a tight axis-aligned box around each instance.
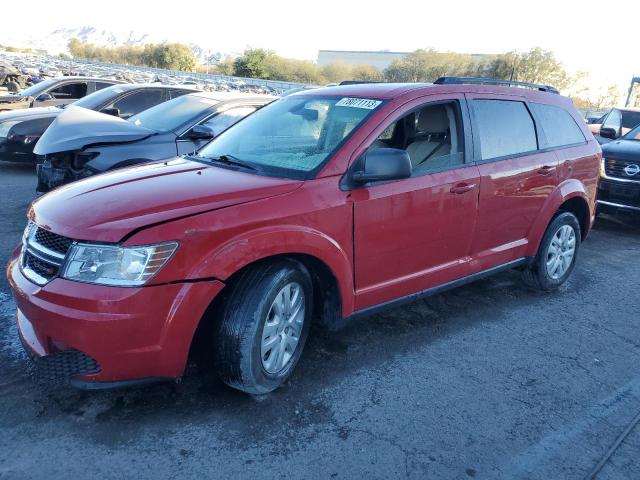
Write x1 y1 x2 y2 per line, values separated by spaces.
187 125 216 140
600 127 619 140
36 93 53 102
351 148 412 184
101 107 121 117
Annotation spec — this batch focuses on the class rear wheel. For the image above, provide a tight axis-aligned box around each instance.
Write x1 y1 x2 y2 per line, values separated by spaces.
213 260 313 394
522 212 581 291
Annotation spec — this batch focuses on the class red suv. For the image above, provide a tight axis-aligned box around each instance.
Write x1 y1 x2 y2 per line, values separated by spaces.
7 77 601 394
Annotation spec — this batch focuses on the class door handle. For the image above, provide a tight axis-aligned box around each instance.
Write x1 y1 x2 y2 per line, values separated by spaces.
450 183 477 194
537 166 555 176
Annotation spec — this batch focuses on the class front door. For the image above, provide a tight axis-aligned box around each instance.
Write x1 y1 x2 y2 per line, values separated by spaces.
351 96 480 311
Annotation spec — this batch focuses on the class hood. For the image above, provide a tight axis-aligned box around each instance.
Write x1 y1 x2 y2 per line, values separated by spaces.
601 138 640 162
33 105 155 155
0 106 60 123
31 157 302 242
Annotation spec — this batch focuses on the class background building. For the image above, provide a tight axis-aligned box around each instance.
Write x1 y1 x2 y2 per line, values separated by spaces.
317 50 410 70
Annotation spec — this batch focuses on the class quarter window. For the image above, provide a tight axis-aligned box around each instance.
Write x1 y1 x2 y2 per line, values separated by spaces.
472 100 537 160
530 103 586 148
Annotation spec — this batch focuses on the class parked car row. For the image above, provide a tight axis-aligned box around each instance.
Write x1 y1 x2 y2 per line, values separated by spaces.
0 76 125 111
0 52 286 96
6 76 607 396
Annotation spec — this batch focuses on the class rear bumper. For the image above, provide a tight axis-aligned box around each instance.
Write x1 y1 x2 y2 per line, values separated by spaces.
7 256 225 386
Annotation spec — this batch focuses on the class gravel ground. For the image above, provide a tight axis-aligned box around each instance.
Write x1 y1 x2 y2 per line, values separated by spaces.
0 161 639 480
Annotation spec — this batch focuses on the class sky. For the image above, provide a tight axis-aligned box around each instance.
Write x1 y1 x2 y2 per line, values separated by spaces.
2 0 638 100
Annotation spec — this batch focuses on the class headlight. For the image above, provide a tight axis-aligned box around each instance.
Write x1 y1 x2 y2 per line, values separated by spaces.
61 242 178 286
0 121 20 138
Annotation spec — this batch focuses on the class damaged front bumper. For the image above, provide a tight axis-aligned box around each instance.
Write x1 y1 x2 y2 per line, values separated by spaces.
36 153 95 193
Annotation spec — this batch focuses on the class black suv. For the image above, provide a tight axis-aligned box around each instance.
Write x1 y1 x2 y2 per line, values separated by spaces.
598 123 640 216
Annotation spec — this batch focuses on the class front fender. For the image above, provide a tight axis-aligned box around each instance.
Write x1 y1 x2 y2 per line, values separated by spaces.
524 179 591 257
189 225 355 317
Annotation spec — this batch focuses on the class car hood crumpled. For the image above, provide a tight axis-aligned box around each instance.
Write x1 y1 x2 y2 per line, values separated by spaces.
33 105 155 155
30 157 303 242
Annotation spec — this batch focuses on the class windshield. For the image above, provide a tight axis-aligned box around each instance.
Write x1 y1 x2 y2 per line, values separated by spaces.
623 124 640 141
197 95 383 179
72 85 127 110
129 94 219 133
17 79 60 98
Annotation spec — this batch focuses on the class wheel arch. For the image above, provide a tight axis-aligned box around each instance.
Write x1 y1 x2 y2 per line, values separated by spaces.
525 180 593 256
187 248 349 367
190 226 354 318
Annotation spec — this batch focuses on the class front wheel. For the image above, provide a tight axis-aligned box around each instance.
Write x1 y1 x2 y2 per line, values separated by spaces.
522 212 581 291
213 260 313 394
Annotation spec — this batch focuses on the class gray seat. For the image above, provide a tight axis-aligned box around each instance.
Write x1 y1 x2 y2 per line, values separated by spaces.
406 106 451 169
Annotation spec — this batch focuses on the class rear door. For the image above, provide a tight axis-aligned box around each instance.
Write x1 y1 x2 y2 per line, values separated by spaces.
351 95 481 311
466 94 559 272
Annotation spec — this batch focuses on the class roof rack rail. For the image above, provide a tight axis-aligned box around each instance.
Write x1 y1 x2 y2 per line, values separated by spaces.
338 80 384 86
433 76 559 94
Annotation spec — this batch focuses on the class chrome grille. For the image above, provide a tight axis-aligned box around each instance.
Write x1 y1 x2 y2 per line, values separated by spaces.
33 228 73 255
605 158 640 182
20 223 73 286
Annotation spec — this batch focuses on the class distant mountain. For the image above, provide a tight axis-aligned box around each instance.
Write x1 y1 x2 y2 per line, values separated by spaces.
2 26 226 63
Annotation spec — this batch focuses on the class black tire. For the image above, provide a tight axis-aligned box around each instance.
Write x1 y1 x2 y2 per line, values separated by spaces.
522 211 581 291
213 259 313 394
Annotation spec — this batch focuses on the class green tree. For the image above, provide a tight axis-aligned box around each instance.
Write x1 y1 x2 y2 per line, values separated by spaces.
384 49 476 83
352 65 384 82
234 48 276 79
67 39 196 71
486 48 570 90
322 61 353 83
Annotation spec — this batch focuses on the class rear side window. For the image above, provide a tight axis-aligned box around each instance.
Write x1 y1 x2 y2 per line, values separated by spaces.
530 103 586 148
472 100 537 160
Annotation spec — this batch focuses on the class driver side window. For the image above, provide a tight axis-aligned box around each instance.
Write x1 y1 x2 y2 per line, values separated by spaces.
50 82 87 100
369 101 465 175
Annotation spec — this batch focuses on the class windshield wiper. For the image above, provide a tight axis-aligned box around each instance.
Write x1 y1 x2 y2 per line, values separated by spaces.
190 153 259 172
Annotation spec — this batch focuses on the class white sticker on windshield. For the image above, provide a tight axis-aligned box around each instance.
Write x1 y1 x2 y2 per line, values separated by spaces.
335 98 382 109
